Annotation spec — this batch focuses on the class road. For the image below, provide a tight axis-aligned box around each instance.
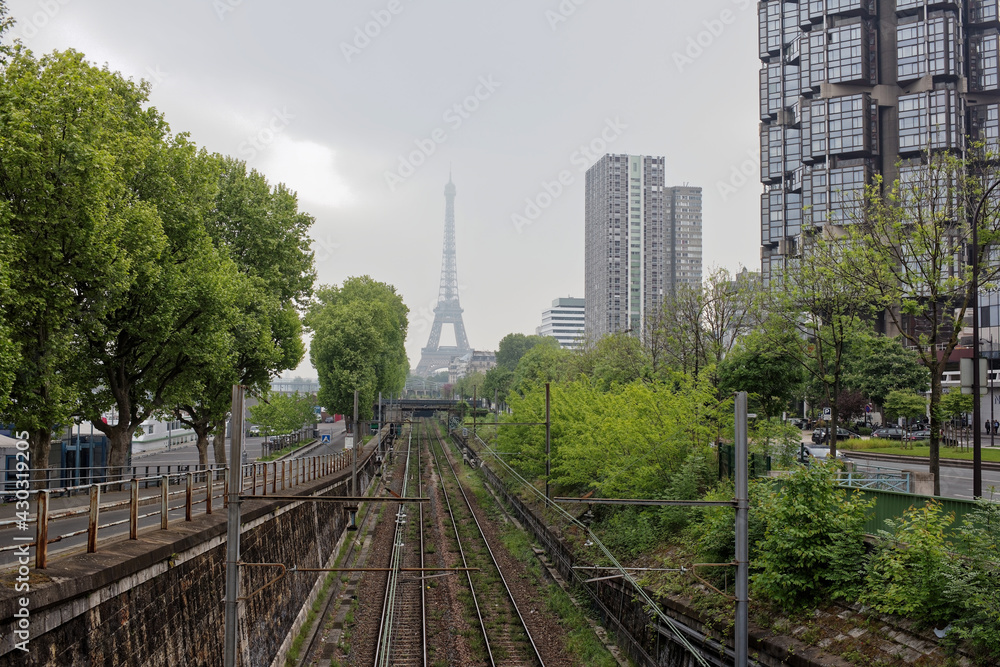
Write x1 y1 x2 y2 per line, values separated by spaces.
847 456 1000 501
799 429 1000 500
0 421 351 569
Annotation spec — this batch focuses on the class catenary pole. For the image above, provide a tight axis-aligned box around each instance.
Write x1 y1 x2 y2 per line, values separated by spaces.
734 391 749 667
224 385 245 667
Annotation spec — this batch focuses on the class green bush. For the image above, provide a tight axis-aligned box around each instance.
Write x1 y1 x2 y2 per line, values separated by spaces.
692 478 770 572
751 462 872 609
861 500 957 626
592 506 661 560
946 500 1000 662
658 448 717 533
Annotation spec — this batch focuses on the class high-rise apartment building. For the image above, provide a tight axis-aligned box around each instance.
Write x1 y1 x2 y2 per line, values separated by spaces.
758 0 999 282
585 154 702 340
536 297 586 349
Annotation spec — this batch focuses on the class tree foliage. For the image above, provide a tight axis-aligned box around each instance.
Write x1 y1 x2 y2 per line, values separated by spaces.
882 389 927 423
170 157 312 465
0 47 314 476
495 333 552 371
841 331 929 408
752 462 873 609
308 276 409 426
248 391 315 438
717 329 802 420
841 149 1000 494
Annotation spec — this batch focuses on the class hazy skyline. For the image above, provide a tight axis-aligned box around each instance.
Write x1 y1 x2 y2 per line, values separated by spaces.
6 0 761 375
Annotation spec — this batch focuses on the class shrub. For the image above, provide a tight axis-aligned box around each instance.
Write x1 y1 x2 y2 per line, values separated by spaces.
692 478 771 573
861 500 957 626
946 500 1000 662
751 462 872 609
658 448 717 533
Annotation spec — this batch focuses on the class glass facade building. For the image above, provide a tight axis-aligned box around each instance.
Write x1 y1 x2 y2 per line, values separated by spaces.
585 154 702 340
758 0 998 282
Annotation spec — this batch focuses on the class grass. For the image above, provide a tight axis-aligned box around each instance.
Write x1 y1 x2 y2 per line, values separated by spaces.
843 440 1000 461
284 571 336 666
259 438 315 462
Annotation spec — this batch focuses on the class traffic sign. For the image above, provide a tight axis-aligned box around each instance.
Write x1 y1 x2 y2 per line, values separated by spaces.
321 434 331 444
822 407 831 418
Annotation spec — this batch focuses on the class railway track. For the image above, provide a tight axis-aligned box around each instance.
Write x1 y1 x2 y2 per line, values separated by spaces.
426 421 545 667
374 425 427 666
309 420 573 666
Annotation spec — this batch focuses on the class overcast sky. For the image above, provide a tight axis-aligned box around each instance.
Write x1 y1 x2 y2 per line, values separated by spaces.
6 0 761 376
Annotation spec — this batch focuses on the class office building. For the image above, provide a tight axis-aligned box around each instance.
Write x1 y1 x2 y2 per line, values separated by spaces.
758 0 998 282
585 154 702 340
536 297 586 349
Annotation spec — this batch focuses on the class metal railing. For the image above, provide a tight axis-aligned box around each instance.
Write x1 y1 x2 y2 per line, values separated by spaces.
837 468 911 493
0 451 352 569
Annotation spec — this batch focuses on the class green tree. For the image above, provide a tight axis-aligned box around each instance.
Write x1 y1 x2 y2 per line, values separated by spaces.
882 389 927 424
170 157 313 465
843 149 1000 494
72 135 240 473
947 500 1000 661
495 333 551 371
511 338 573 392
862 501 957 625
308 276 409 430
752 462 873 609
765 236 872 459
940 389 974 423
452 371 486 401
841 331 929 408
717 329 802 420
575 331 649 389
249 391 315 441
482 366 514 405
0 48 185 478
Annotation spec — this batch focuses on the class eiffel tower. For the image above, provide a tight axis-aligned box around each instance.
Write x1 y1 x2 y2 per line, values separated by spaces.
415 175 472 376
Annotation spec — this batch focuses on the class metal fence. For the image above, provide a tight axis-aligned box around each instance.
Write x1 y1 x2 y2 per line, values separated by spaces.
0 451 352 569
844 486 981 538
837 468 912 493
718 444 770 480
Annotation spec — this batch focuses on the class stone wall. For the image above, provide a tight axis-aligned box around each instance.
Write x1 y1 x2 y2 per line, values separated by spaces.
0 444 381 667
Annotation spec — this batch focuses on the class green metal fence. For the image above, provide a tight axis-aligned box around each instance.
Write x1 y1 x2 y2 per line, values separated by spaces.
844 487 981 538
718 444 771 480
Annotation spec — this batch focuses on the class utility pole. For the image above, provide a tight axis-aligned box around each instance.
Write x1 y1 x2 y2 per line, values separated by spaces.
352 390 359 497
224 385 245 667
735 391 749 667
377 391 383 459
545 383 551 501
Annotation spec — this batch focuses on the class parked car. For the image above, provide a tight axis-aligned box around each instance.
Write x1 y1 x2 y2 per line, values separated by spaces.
248 425 260 437
324 416 334 423
907 428 934 441
872 427 906 440
787 417 810 429
811 427 860 444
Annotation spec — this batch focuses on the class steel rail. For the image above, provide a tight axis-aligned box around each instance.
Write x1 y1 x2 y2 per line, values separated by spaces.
375 424 425 666
427 422 496 665
296 433 396 667
433 421 545 667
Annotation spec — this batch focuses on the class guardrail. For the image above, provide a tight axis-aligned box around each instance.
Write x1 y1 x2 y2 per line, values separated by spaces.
1 451 352 569
837 468 911 493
